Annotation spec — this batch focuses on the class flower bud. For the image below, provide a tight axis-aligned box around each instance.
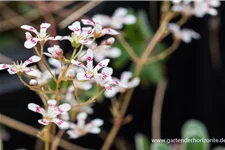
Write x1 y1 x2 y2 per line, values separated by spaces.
29 79 38 86
104 37 115 45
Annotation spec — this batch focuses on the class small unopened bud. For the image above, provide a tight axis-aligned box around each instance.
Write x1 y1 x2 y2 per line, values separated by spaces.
55 48 63 55
29 79 38 86
103 37 115 45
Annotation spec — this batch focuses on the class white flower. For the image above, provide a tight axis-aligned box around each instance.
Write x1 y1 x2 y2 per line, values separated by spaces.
168 23 200 43
28 100 71 129
0 55 40 76
81 19 119 38
93 7 136 29
63 21 93 46
172 0 220 17
44 45 65 60
71 49 111 82
104 71 140 98
94 67 127 97
193 0 220 17
21 23 54 49
67 112 103 139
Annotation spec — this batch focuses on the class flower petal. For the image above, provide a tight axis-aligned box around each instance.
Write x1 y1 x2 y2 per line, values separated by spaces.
67 130 81 139
102 28 119 35
38 119 49 126
113 7 128 17
81 19 95 26
104 85 118 98
40 23 51 35
92 14 111 27
48 58 61 69
101 67 113 76
68 21 81 36
28 103 45 115
87 127 101 134
53 118 69 129
121 71 133 83
84 49 93 69
123 14 136 24
47 99 57 108
89 119 104 127
24 55 41 67
24 38 38 49
24 68 40 77
71 60 85 68
58 103 71 113
77 112 87 127
21 25 38 34
0 64 11 70
108 47 121 58
77 72 91 80
128 77 141 88
7 67 18 75
94 59 110 72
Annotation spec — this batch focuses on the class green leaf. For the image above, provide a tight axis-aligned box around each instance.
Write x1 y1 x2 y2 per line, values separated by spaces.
137 10 154 39
135 134 150 150
181 119 209 150
151 143 172 150
212 146 225 150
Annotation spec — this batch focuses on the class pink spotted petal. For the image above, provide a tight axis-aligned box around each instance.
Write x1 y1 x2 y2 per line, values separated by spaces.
94 59 110 71
71 60 85 68
38 119 49 126
7 67 18 75
24 38 38 49
28 103 45 115
40 23 51 34
84 49 93 69
23 55 41 67
77 72 91 80
21 25 38 34
68 21 81 36
81 19 95 26
102 28 119 35
24 68 40 77
47 99 57 108
53 118 69 129
104 84 118 98
0 64 11 70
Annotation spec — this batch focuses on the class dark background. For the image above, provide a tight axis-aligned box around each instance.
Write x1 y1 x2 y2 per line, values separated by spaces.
1 1 225 150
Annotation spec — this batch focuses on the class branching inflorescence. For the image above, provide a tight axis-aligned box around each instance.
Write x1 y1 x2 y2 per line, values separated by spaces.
0 1 221 150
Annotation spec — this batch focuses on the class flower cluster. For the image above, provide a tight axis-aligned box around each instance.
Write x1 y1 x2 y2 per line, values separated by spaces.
172 0 220 17
0 7 139 140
